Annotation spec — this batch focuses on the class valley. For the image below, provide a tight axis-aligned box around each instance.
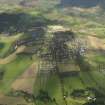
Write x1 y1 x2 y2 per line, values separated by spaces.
0 0 105 105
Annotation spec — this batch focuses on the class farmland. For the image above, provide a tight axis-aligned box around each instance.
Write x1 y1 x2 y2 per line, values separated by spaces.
0 0 105 105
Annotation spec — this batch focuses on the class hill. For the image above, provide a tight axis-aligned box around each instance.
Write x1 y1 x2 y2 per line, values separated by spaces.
61 0 105 9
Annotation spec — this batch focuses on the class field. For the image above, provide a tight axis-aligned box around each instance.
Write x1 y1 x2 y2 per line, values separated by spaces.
0 1 105 105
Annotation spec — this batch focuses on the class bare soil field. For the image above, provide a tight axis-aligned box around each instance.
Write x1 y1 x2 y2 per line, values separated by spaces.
87 36 105 50
0 94 29 105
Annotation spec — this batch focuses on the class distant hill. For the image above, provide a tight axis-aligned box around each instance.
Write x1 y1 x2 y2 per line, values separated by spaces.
60 0 105 8
0 0 38 6
0 0 105 10
0 0 22 4
0 0 58 8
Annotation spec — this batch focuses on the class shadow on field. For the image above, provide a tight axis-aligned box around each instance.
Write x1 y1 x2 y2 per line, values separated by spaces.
0 12 60 37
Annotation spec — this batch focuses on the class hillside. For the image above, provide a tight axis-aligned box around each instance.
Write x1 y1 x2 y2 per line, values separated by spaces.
61 0 105 8
0 1 105 105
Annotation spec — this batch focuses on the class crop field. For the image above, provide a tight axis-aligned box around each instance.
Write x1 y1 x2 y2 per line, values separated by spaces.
0 0 105 105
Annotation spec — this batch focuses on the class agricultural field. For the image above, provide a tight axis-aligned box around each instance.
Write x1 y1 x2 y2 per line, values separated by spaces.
0 0 105 105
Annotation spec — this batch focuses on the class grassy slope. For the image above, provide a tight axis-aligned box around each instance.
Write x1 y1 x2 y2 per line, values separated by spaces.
0 54 33 93
0 34 22 58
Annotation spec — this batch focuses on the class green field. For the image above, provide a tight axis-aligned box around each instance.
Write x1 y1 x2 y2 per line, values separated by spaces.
0 54 33 93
